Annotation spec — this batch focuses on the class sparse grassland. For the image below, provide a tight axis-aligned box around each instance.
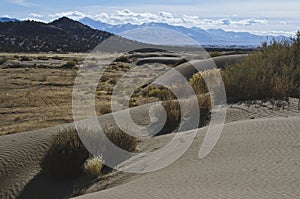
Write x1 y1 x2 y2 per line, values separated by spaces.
2 38 298 137
0 53 155 135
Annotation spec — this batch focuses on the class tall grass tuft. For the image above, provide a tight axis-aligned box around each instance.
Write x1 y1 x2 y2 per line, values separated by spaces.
41 126 139 180
104 127 138 152
83 156 104 178
40 127 89 179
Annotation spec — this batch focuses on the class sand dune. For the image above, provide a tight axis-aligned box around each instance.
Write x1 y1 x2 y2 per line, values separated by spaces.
76 116 300 199
1 100 299 198
0 127 56 198
0 103 153 198
1 54 299 198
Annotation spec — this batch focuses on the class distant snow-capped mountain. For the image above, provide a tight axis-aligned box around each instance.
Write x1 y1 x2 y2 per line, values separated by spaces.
0 17 20 23
80 17 285 47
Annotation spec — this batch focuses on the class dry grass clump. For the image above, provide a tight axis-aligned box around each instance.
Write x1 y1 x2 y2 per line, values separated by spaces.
20 56 33 61
143 83 212 134
0 57 8 65
62 60 77 69
162 99 181 129
40 127 89 179
190 69 224 96
209 51 224 58
161 94 212 133
144 86 162 98
104 127 138 152
41 126 138 179
99 103 112 115
190 72 208 95
83 156 104 178
52 56 64 60
143 86 178 101
197 93 212 110
190 32 300 102
149 88 163 98
37 56 49 60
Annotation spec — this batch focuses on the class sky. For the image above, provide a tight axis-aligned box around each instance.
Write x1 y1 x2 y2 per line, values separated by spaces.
1 0 299 36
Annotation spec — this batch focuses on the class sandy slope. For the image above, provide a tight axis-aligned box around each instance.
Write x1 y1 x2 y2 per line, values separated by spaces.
0 103 152 199
0 127 55 198
76 115 300 199
0 101 299 198
0 53 299 198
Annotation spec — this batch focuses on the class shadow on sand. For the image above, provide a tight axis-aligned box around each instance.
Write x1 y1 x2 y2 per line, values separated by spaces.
17 172 91 199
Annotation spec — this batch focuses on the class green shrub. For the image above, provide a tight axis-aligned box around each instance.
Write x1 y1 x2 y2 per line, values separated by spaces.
222 34 300 101
190 32 300 102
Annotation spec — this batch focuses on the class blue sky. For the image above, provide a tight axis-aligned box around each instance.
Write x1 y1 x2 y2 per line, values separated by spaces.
1 0 299 35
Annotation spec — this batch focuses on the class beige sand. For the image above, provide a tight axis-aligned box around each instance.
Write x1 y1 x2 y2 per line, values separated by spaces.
1 100 299 198
0 53 299 198
76 115 300 199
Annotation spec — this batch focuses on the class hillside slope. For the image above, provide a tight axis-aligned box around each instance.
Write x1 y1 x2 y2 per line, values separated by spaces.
0 17 112 52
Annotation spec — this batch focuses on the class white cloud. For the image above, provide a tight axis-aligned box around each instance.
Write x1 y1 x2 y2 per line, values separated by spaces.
49 11 89 21
159 12 174 19
10 0 25 6
29 13 43 18
214 18 268 27
280 21 287 25
93 9 268 29
50 9 267 29
0 14 11 18
9 0 35 7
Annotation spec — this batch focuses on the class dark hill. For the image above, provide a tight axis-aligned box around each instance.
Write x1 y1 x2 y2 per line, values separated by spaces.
0 17 112 52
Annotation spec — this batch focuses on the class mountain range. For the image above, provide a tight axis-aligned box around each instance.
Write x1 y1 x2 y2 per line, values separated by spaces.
0 16 286 52
0 17 112 52
79 17 285 47
0 17 19 23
